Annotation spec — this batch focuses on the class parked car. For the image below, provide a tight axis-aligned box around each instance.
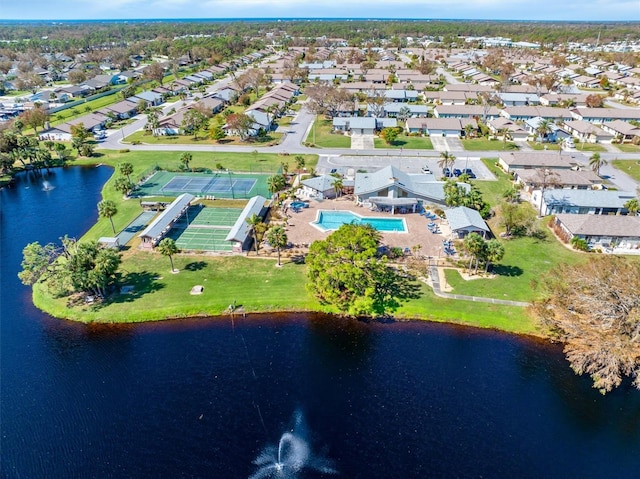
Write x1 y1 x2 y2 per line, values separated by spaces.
442 167 451 177
463 168 476 178
421 165 431 174
453 168 462 177
564 138 575 148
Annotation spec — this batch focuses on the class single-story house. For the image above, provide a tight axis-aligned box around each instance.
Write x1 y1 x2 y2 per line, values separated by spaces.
552 214 640 252
524 116 571 143
487 117 529 141
501 106 573 122
378 103 429 118
498 92 540 107
563 120 614 144
445 206 491 239
101 99 139 119
132 90 164 107
498 151 584 173
405 118 477 137
433 105 501 120
540 189 635 216
514 168 604 192
332 117 397 135
600 120 640 143
570 107 640 123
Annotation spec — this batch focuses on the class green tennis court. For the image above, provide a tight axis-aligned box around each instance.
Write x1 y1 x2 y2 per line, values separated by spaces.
166 205 243 252
134 170 271 199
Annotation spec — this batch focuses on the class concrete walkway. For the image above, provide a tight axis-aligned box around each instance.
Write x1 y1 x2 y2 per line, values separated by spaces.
429 265 530 307
116 210 156 246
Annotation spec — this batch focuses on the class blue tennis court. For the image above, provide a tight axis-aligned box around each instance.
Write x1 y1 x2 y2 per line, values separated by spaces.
136 171 265 199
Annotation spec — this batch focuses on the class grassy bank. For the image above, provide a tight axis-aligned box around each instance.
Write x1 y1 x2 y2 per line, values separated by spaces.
33 253 540 334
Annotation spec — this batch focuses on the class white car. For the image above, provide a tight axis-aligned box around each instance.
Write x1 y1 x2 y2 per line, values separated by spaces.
421 166 431 174
564 138 575 148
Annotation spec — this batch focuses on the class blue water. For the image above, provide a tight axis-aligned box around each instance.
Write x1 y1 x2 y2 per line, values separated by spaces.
314 210 407 232
1 167 639 478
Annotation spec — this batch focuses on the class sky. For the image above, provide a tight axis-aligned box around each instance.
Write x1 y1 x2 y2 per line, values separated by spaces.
3 0 638 22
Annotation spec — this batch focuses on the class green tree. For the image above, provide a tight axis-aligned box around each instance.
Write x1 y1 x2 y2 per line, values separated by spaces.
624 198 639 215
267 174 286 195
54 143 68 161
114 176 134 197
18 241 58 286
266 225 288 266
245 213 263 254
531 257 640 394
294 155 305 172
98 200 118 234
484 239 505 272
380 127 399 145
535 119 552 142
438 151 456 177
118 162 134 182
589 153 607 177
210 124 226 142
181 109 207 139
157 237 179 272
306 223 420 316
463 232 486 274
331 175 344 198
180 152 192 171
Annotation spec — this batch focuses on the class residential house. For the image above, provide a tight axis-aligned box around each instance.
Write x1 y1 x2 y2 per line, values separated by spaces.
487 117 529 141
540 189 635 216
299 175 352 200
497 151 584 173
514 168 604 193
378 103 429 118
570 107 640 123
332 117 397 135
405 118 477 137
497 92 540 107
433 105 501 120
552 214 640 252
600 120 640 143
501 106 573 122
563 120 615 144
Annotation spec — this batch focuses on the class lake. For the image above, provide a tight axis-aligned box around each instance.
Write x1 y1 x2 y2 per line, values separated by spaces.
1 166 638 478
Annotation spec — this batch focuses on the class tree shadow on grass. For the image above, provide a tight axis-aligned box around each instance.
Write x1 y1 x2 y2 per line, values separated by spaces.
184 261 207 271
96 271 165 308
491 264 524 277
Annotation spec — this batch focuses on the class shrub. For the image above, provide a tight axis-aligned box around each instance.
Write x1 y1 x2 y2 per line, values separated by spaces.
118 149 130 153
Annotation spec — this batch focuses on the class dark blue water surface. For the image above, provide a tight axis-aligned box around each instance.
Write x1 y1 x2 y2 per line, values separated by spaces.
1 167 639 479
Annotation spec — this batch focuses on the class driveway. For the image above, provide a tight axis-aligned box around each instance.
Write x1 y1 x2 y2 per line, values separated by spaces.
350 133 375 150
430 135 449 152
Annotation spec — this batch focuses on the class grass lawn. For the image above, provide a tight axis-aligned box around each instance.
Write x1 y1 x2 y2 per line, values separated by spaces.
50 91 124 125
443 233 584 302
473 158 510 205
573 143 607 153
125 129 283 147
374 135 434 150
305 119 351 148
462 138 519 151
528 142 561 151
611 159 640 181
615 144 640 153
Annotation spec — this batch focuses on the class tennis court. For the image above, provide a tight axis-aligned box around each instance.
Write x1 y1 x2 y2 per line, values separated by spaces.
135 171 269 199
166 205 243 252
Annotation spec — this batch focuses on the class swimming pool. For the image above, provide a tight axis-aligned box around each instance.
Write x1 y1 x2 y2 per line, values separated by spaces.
312 210 407 233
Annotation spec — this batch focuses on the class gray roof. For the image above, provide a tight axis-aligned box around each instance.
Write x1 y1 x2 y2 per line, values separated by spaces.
383 103 429 114
446 206 490 233
225 195 267 243
354 165 468 203
555 214 640 238
139 193 194 242
134 91 163 103
499 151 584 169
301 175 338 192
543 190 635 209
332 117 397 129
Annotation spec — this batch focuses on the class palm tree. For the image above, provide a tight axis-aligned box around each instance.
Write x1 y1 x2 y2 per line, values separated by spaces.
463 123 475 139
438 151 456 177
118 162 133 183
463 232 486 274
484 239 505 273
157 238 179 272
536 119 552 143
245 213 263 254
267 174 286 196
97 200 118 234
180 152 192 172
331 175 344 198
624 198 639 216
266 225 288 266
589 153 608 177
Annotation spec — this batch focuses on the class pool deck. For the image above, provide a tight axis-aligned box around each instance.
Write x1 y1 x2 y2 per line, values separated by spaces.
281 197 452 257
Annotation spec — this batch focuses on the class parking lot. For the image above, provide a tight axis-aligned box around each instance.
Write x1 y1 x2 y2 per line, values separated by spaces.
316 155 496 181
